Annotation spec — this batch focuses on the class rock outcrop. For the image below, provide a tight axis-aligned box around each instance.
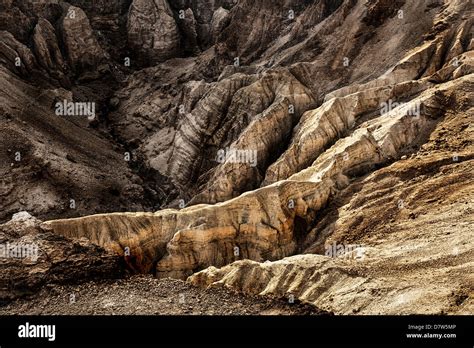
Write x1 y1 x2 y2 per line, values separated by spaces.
0 30 38 78
210 7 229 43
60 5 108 78
0 0 473 314
263 80 430 185
127 0 180 64
33 18 69 86
0 212 124 303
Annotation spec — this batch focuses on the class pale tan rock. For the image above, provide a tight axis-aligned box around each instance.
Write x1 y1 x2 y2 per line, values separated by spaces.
150 73 257 189
264 80 431 185
430 51 474 83
324 39 440 102
190 69 316 204
190 154 474 314
107 0 473 209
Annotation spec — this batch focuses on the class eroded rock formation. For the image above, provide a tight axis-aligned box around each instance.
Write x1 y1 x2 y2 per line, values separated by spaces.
0 212 123 303
60 5 108 78
33 18 69 86
127 0 180 64
1 0 473 314
43 72 473 281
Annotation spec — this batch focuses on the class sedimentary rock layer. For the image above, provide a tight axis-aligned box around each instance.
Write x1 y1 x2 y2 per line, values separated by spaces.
1 0 473 314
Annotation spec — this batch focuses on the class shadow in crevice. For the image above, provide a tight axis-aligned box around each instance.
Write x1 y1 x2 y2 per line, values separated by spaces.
292 114 449 257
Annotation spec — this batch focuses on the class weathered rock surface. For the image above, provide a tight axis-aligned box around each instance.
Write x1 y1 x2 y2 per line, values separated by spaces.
60 5 108 78
0 212 124 303
44 73 473 281
33 17 69 86
107 0 474 207
189 151 474 314
177 8 199 55
1 0 473 314
0 64 148 223
263 80 429 185
0 30 38 79
173 0 235 49
210 7 229 43
127 0 180 64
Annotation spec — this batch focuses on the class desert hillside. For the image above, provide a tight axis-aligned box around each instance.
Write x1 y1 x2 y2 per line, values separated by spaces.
0 0 473 315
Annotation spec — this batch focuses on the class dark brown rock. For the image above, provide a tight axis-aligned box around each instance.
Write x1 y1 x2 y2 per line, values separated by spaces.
127 0 180 64
0 212 124 303
60 5 108 77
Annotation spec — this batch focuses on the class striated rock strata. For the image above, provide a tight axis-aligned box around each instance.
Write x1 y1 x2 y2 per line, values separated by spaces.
1 0 473 314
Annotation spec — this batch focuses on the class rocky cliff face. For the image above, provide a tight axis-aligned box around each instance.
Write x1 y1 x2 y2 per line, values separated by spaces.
1 0 473 314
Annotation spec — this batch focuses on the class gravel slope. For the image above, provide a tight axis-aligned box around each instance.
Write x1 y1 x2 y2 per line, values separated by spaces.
0 275 327 315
